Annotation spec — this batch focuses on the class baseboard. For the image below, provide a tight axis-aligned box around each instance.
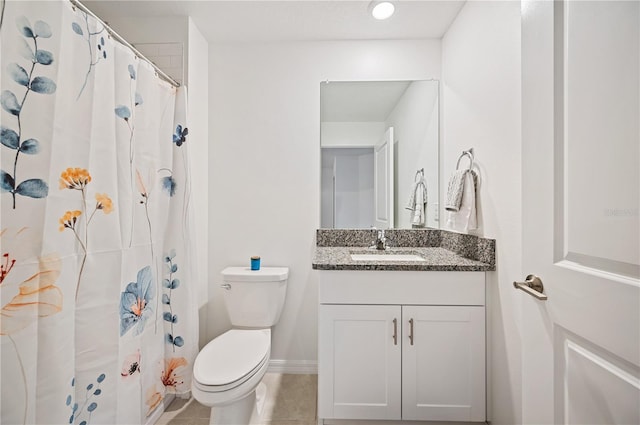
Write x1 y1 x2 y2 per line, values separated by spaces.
320 420 487 425
268 359 318 374
148 393 175 425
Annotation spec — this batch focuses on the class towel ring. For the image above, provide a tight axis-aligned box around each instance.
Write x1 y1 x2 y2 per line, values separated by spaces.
456 148 474 171
414 168 424 180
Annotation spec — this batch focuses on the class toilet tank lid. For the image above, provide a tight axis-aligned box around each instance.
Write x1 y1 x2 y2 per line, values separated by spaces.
222 266 289 282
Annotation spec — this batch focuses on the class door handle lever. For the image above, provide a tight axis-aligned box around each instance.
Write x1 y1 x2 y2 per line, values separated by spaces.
513 274 547 300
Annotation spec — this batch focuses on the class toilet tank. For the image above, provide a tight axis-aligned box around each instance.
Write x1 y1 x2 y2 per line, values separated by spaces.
221 266 289 328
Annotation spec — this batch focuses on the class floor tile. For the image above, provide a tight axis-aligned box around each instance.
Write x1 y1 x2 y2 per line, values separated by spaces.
261 374 317 421
158 418 210 425
158 397 211 422
158 374 317 425
261 421 316 425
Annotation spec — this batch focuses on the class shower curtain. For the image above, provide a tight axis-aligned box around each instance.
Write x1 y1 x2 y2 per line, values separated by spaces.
0 1 198 424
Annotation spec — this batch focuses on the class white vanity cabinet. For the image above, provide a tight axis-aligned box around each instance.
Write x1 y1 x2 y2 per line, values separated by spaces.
401 305 485 421
318 270 486 423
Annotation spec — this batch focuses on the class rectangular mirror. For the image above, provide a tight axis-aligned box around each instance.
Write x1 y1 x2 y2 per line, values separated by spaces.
320 80 440 229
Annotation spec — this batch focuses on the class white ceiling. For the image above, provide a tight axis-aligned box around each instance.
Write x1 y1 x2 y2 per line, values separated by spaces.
85 0 466 43
321 81 412 122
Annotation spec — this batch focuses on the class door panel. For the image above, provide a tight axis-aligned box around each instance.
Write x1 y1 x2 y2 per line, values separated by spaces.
402 306 485 422
521 1 640 424
318 304 401 420
560 0 639 277
558 330 640 425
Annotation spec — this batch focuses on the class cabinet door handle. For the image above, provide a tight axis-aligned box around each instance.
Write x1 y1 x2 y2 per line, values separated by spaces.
392 318 398 345
409 318 414 345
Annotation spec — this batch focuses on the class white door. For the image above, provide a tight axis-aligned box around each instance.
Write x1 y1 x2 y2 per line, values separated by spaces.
374 127 394 229
521 1 639 424
318 304 401 420
402 305 485 422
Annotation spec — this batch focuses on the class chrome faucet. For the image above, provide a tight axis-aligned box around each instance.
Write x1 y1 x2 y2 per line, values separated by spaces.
375 229 387 251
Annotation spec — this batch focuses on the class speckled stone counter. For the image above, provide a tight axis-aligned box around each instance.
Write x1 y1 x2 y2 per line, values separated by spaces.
313 229 495 271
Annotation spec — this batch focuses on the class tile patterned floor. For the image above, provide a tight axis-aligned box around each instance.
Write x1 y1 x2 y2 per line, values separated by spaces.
156 373 317 425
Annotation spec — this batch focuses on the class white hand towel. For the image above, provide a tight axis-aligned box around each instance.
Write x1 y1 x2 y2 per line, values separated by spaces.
412 181 427 226
445 169 467 212
446 170 478 232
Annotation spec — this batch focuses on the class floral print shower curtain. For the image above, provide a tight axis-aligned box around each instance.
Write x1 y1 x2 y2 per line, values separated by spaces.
0 1 198 424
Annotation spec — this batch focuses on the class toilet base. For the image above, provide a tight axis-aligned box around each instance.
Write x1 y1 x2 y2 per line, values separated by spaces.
209 382 267 425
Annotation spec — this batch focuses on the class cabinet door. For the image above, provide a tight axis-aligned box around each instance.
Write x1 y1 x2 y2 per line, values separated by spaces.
318 304 401 420
402 305 486 422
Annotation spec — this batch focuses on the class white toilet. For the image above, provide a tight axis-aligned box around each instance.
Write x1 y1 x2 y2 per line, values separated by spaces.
192 266 289 424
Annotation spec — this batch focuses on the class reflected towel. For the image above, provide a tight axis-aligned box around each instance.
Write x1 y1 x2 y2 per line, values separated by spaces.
406 175 428 226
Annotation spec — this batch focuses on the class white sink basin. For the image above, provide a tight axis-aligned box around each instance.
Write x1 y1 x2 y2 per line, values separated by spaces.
350 253 426 262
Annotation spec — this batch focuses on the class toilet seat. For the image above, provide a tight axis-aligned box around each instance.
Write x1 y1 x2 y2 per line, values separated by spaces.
193 352 269 394
193 329 270 393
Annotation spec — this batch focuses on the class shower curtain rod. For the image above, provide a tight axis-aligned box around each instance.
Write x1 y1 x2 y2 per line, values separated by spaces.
68 0 181 88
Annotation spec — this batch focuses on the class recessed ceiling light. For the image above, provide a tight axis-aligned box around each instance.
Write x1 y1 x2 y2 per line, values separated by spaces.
370 1 395 20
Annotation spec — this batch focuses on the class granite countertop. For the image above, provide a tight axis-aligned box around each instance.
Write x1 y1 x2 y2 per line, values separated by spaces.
313 246 493 271
312 229 496 272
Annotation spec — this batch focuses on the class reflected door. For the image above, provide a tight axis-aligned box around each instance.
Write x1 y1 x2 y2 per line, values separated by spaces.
374 127 394 229
521 1 639 424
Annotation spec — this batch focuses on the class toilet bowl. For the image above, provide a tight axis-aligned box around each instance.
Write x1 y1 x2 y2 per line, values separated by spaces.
192 329 271 423
192 267 288 424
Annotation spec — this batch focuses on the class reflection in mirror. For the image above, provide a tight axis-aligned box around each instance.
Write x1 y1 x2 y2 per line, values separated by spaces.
320 80 439 229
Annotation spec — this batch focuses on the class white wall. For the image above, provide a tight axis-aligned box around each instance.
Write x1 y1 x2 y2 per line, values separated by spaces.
386 80 439 228
209 39 441 368
320 122 386 147
135 42 184 85
442 2 522 424
320 158 334 229
100 16 189 82
186 19 210 349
